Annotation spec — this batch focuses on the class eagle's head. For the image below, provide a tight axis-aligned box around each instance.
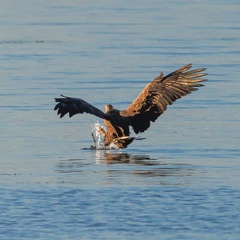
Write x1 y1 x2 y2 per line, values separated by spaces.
105 104 114 113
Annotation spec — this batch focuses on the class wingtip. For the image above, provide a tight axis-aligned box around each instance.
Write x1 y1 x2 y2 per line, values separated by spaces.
54 94 65 102
177 63 193 73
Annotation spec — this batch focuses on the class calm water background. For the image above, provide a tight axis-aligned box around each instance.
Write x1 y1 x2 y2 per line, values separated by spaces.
1 0 240 239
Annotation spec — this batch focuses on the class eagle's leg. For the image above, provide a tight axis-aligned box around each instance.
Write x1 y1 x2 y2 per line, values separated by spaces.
97 127 106 136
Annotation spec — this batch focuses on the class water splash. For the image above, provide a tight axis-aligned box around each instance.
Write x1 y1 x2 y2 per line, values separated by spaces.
91 121 119 150
91 121 105 149
86 121 145 150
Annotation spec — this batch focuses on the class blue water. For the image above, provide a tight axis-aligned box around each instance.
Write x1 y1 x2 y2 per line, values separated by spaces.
1 185 239 240
1 0 240 239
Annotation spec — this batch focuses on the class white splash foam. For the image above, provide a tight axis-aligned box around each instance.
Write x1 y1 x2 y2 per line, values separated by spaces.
91 121 120 150
91 121 105 149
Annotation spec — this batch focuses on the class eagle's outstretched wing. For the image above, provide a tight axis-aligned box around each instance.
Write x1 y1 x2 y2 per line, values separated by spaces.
122 64 207 134
54 95 108 119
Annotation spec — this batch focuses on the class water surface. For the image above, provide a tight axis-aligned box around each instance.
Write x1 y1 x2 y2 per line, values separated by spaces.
0 1 240 239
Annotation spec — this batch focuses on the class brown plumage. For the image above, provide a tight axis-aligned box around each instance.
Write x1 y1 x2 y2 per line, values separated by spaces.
54 64 207 148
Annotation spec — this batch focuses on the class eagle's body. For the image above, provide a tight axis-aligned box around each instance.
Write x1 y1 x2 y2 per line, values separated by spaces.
54 64 207 148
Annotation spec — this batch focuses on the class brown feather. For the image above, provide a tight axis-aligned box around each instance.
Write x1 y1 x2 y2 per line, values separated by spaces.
123 64 207 134
54 64 207 148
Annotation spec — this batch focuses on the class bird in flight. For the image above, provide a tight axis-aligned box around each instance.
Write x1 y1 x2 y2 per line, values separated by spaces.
54 64 207 149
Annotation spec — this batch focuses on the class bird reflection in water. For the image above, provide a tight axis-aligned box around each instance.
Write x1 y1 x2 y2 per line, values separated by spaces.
56 151 195 182
95 151 154 164
95 151 194 178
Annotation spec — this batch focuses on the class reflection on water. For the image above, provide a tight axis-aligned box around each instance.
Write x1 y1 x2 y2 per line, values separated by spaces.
56 151 196 183
95 151 155 164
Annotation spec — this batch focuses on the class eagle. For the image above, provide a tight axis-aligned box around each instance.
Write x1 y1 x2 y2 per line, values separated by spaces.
54 64 207 149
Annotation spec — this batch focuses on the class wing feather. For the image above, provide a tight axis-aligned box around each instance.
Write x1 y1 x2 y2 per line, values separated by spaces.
122 64 207 134
54 95 108 119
